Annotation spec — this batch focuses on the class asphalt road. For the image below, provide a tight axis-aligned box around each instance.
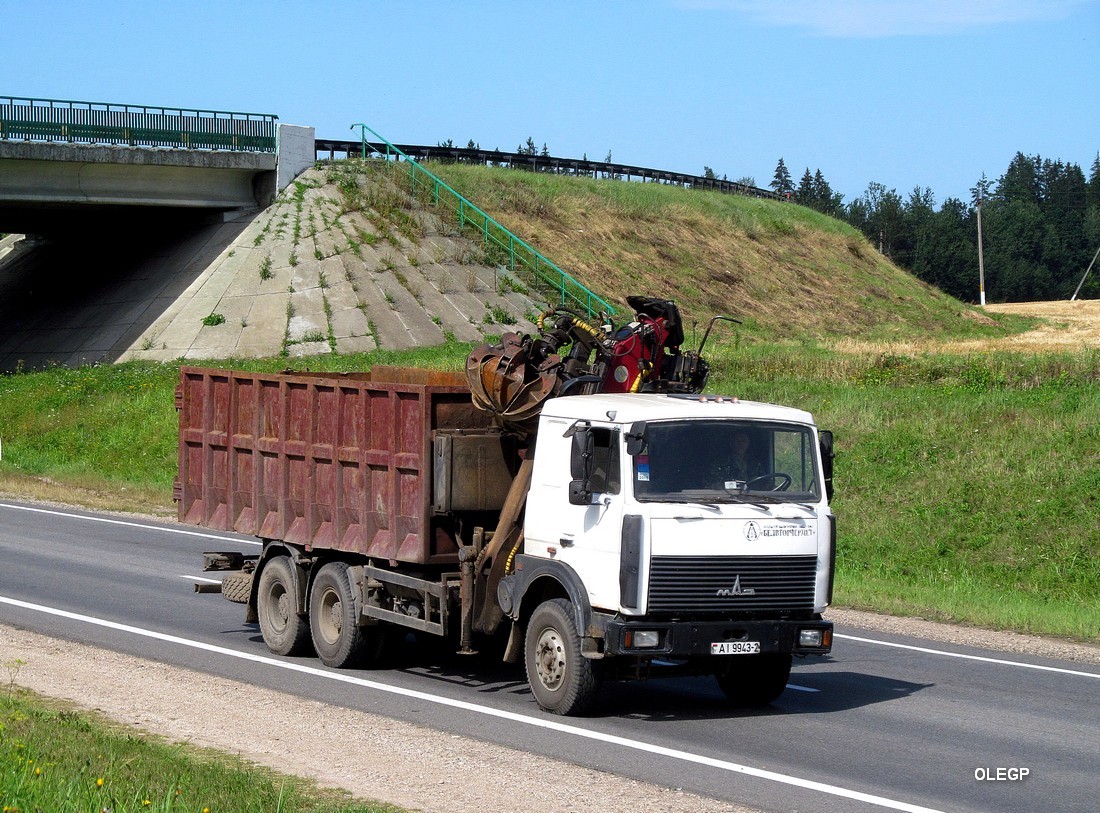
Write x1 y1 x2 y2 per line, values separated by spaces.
0 500 1097 813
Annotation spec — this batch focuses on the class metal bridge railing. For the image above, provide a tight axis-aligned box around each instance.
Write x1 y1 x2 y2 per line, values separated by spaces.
0 96 278 152
315 138 784 202
350 122 615 319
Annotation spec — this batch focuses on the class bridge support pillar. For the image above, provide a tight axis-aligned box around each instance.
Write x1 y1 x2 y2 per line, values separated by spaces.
276 124 315 197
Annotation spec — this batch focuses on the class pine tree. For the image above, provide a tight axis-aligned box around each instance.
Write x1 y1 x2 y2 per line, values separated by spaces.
1088 154 1100 206
970 173 992 206
770 158 794 197
796 168 815 204
811 169 839 215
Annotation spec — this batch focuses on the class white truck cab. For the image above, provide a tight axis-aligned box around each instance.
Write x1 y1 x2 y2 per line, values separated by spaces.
504 392 835 713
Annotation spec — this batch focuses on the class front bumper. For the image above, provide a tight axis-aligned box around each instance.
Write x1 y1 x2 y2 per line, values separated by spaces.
603 617 833 657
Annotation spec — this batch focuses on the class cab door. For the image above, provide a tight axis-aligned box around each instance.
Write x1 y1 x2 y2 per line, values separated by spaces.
524 423 625 612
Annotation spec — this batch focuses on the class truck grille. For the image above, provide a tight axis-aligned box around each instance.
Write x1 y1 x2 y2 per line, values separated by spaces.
648 555 817 614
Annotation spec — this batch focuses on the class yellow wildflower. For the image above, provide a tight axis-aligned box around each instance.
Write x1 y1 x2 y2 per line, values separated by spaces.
96 777 105 787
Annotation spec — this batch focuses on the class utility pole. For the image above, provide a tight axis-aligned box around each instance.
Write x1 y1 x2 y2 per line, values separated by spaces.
976 197 987 307
1071 244 1100 301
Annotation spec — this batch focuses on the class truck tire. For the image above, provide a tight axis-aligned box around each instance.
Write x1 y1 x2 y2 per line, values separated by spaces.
257 556 312 657
716 653 792 707
220 572 252 604
309 561 373 669
525 599 602 716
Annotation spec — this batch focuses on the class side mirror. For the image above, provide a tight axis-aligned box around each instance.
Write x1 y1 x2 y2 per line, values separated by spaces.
819 430 834 502
624 421 647 456
569 426 593 505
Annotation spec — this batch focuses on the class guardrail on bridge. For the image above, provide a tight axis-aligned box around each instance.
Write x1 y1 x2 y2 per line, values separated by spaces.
0 95 277 152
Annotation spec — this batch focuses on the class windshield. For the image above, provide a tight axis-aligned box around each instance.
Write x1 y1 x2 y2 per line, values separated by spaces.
632 420 821 503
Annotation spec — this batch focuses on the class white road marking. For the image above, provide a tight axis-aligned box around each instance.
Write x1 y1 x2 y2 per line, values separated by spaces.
835 633 1100 680
0 502 261 546
784 683 820 693
184 575 222 585
0 594 946 813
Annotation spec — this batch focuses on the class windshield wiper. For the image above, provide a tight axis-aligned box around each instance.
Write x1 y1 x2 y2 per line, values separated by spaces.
723 491 782 504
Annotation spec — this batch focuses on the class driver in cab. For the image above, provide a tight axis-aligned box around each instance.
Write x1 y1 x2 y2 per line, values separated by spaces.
710 430 762 489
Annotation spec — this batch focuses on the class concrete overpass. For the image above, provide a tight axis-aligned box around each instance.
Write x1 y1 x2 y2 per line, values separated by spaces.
0 96 314 234
0 96 317 370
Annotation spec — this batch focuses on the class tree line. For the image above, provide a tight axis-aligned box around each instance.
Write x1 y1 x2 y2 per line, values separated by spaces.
771 154 1100 303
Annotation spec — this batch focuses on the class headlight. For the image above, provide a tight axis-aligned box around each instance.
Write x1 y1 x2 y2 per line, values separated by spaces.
625 629 661 649
799 628 823 647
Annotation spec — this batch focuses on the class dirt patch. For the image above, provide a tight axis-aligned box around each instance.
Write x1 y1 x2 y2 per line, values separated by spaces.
982 299 1100 349
831 299 1100 354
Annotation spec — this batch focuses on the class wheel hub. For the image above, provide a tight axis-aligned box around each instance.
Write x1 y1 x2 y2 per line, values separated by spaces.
534 628 565 691
274 591 292 628
318 589 342 644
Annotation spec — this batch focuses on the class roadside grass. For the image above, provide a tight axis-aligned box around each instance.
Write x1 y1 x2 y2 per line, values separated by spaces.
0 688 399 813
0 342 1097 641
0 363 181 513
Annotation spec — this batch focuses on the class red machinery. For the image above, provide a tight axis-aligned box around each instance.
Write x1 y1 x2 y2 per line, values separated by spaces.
466 295 735 433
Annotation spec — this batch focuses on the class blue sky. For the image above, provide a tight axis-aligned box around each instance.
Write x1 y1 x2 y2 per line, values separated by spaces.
3 0 1097 206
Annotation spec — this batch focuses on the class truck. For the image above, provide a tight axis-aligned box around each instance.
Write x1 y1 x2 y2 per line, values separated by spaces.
183 298 835 715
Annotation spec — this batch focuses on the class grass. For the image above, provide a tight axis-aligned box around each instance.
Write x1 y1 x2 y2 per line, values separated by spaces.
422 161 1035 343
0 342 1096 641
0 688 397 813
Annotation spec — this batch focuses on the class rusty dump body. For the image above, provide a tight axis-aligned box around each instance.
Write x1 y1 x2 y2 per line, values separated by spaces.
176 365 515 565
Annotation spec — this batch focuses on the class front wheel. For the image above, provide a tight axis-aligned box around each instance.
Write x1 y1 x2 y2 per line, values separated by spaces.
715 653 792 707
524 599 602 716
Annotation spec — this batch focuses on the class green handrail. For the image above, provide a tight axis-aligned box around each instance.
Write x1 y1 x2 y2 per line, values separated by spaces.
350 122 614 318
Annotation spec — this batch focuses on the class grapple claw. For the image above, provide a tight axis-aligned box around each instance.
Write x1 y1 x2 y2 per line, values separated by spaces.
466 333 559 434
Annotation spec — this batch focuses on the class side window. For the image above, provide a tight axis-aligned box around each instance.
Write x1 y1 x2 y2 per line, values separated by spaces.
589 427 621 494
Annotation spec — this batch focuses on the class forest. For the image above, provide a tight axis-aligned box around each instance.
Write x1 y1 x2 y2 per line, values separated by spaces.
772 153 1100 303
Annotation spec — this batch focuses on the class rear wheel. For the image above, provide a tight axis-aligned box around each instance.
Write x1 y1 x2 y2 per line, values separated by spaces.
310 561 369 668
257 556 312 656
309 561 393 668
524 599 601 716
715 653 792 707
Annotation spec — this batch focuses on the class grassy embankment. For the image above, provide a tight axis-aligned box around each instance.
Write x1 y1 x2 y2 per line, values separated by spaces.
0 341 1097 642
0 685 395 813
423 161 1029 343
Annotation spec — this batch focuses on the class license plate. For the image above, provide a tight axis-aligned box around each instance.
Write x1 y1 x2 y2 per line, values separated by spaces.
711 641 761 655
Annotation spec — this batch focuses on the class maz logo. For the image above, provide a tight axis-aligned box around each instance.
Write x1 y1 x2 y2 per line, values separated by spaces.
716 575 756 597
